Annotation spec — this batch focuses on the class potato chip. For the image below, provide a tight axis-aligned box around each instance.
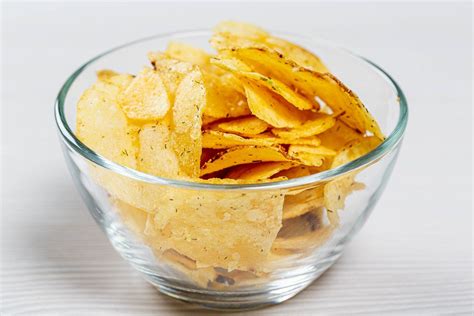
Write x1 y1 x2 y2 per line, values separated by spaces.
165 41 210 66
226 162 297 181
265 37 329 73
76 74 136 168
202 130 321 149
212 57 315 110
228 47 383 138
214 21 268 41
203 72 250 118
273 165 311 179
272 226 333 251
214 116 269 136
319 119 363 150
118 67 170 121
146 188 285 271
201 145 291 176
212 21 328 73
170 69 206 178
282 187 324 219
137 122 182 178
271 113 336 139
288 145 337 157
148 52 195 102
324 136 382 210
202 130 275 149
278 208 324 238
244 81 308 128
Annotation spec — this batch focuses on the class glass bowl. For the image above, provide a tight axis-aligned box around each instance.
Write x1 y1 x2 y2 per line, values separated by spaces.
54 30 408 311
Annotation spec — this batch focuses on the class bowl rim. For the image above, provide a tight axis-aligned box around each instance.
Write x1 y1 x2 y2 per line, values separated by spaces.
54 29 408 191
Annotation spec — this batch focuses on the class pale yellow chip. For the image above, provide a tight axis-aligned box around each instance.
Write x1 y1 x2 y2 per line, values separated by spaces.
228 47 383 138
214 116 269 136
170 69 206 178
253 133 322 147
324 136 382 210
288 152 325 167
271 113 336 139
137 121 182 178
212 57 315 110
76 74 136 168
148 52 195 102
165 41 210 66
118 67 170 121
283 187 324 219
143 188 284 271
244 80 308 128
200 145 291 176
226 162 297 181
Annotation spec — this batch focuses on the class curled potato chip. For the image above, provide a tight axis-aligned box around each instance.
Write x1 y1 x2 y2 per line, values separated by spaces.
214 116 269 135
288 145 337 157
200 145 291 176
324 136 382 210
271 113 336 139
228 47 383 138
212 21 328 73
212 57 315 110
273 165 311 180
288 152 325 167
171 69 206 178
118 68 170 121
202 130 321 149
244 81 308 128
226 162 297 181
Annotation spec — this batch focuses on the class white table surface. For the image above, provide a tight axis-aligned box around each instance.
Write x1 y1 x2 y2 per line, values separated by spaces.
1 2 472 315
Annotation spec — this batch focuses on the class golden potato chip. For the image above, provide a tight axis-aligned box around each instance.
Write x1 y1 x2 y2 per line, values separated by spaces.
203 72 250 118
255 133 322 146
244 81 308 128
273 165 311 179
118 67 170 121
319 119 363 150
288 145 337 157
226 162 297 181
170 69 206 178
214 116 269 136
202 130 275 149
212 57 315 110
201 145 291 176
324 136 382 210
212 21 328 73
288 152 325 167
265 36 329 73
165 41 210 66
228 47 383 138
271 113 336 139
76 75 136 168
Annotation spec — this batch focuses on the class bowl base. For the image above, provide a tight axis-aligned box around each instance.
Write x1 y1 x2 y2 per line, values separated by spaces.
137 251 342 311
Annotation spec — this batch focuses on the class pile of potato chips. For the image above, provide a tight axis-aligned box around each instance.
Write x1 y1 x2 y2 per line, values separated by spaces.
76 21 383 288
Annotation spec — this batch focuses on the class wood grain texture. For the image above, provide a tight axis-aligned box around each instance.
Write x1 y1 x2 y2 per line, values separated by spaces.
1 2 472 315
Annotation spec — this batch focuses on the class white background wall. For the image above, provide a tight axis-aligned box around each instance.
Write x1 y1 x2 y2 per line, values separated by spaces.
1 1 472 314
